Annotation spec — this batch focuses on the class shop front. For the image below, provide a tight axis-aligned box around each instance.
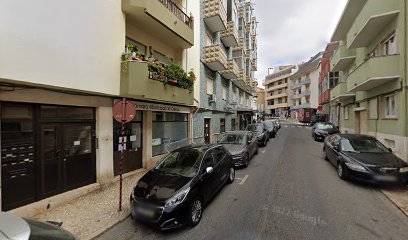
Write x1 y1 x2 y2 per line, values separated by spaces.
113 100 192 171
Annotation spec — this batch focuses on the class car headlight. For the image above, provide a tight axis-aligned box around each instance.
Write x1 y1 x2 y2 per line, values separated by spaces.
400 167 408 173
345 162 368 172
165 187 190 208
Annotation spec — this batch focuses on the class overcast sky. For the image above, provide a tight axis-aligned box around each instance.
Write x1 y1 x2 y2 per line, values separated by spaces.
253 0 348 84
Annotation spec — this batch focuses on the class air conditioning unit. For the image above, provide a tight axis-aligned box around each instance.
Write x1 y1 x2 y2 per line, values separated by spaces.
209 94 217 103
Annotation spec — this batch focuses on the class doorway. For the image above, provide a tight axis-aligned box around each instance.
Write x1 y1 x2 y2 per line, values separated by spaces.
40 123 95 198
354 110 368 134
204 118 211 144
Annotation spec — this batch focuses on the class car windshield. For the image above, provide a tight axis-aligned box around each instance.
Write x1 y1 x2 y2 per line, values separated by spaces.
219 134 246 145
155 149 201 177
340 138 390 153
246 125 263 132
26 219 76 240
316 123 334 130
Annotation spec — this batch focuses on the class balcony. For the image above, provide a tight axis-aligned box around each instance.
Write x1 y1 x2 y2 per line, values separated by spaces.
291 103 311 110
122 0 194 48
291 82 302 90
221 21 239 47
220 60 239 79
330 82 355 102
202 44 228 71
267 83 288 92
232 70 247 87
251 59 257 71
300 78 311 85
331 45 356 72
120 61 193 105
292 93 301 100
347 0 399 48
347 54 400 92
203 0 227 33
301 89 311 97
266 92 288 101
232 37 244 51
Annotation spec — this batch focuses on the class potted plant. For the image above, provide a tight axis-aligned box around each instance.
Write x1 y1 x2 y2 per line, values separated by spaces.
166 63 185 85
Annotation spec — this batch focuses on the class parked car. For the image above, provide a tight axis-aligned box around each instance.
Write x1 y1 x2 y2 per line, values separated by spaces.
312 122 339 141
323 134 408 184
130 144 235 230
218 131 258 167
271 119 281 129
245 123 269 146
0 211 77 240
264 121 277 138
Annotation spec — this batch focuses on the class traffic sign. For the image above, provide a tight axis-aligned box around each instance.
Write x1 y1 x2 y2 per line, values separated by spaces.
113 100 136 123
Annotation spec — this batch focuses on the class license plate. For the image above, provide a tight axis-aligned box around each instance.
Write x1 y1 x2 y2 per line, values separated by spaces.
135 206 155 218
375 175 397 182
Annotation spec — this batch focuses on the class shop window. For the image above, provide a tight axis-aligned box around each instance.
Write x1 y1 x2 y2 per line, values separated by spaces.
152 112 188 156
220 119 226 133
384 94 397 118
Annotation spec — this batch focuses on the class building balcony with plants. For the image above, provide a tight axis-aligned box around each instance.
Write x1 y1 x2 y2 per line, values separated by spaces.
120 43 195 106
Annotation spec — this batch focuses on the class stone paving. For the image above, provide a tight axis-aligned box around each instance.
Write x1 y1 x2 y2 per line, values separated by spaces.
32 169 148 240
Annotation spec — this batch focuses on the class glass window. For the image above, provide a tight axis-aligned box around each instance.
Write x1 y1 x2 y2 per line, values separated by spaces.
220 119 225 133
222 84 227 100
155 149 201 177
126 38 147 55
231 119 236 131
206 75 214 95
152 112 188 156
40 106 94 120
113 111 143 152
153 50 168 64
213 147 227 164
203 150 216 168
64 126 92 156
384 94 396 118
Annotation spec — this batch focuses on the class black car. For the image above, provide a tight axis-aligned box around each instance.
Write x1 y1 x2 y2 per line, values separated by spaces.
245 123 269 146
218 131 259 167
312 122 339 141
271 119 281 129
264 121 277 138
323 134 408 184
130 144 235 230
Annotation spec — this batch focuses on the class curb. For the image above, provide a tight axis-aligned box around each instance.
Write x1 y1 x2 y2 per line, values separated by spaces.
87 212 131 240
381 190 408 218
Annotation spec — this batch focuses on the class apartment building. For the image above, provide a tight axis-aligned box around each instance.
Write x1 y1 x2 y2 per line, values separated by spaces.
330 0 407 160
318 42 339 122
194 0 258 143
264 66 297 117
256 87 266 115
290 53 322 120
0 0 195 213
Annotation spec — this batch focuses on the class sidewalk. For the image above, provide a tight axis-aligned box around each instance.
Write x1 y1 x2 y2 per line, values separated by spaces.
32 169 148 240
382 187 408 217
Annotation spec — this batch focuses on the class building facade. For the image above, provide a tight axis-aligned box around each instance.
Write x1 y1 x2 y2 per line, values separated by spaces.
264 66 297 117
290 53 322 120
0 0 196 213
330 0 408 161
319 42 339 122
256 87 265 116
193 0 258 143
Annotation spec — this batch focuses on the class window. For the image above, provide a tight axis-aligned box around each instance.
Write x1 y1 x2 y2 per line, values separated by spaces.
126 38 146 55
368 98 378 119
206 74 214 95
152 112 188 156
206 32 213 46
220 119 226 133
384 94 397 118
203 149 216 168
231 119 236 131
153 50 167 63
329 72 340 88
382 32 397 55
213 147 227 164
222 84 227 100
344 106 349 120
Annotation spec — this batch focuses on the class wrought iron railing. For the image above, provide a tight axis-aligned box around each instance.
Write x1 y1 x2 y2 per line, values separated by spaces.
159 0 192 28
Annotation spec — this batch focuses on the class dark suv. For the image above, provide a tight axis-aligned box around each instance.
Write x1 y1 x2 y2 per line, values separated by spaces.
245 123 270 146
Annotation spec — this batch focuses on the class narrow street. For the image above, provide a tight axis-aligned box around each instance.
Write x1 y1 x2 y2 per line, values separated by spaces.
96 123 408 240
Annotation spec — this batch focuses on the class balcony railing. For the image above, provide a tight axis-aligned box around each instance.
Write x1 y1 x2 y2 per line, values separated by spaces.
291 82 302 90
220 60 240 79
159 0 192 28
203 0 227 32
300 78 311 85
221 21 239 47
301 89 311 97
202 44 228 71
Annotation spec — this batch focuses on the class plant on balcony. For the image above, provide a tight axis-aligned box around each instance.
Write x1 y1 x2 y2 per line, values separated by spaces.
167 63 186 85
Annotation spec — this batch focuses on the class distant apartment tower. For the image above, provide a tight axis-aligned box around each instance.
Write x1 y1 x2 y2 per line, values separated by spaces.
264 66 297 117
319 42 339 122
290 52 322 120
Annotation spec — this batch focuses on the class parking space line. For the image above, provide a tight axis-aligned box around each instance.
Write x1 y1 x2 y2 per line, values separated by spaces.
239 175 249 185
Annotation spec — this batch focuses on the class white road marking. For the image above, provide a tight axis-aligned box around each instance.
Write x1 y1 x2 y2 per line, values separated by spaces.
239 175 249 185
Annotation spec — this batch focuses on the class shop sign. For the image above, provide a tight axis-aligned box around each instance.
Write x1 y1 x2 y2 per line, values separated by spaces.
132 101 190 114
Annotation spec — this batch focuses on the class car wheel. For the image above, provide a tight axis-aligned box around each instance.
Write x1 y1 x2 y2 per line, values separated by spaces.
227 167 235 183
337 162 347 180
187 197 203 227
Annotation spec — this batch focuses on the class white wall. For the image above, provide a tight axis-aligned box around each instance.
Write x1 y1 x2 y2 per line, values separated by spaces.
0 0 125 95
309 69 320 108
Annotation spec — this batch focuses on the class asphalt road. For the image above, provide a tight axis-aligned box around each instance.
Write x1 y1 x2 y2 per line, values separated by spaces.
95 124 408 240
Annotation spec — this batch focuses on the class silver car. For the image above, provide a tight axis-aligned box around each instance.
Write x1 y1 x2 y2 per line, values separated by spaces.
0 212 77 240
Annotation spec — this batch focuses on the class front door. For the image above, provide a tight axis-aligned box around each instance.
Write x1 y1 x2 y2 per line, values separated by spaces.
359 111 368 135
204 118 211 144
40 123 95 198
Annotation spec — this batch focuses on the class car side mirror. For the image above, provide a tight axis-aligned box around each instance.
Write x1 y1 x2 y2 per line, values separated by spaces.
247 140 251 145
333 145 340 152
388 147 393 153
206 167 214 174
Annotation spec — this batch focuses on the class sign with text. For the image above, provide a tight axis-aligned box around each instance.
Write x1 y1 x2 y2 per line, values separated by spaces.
131 101 190 114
